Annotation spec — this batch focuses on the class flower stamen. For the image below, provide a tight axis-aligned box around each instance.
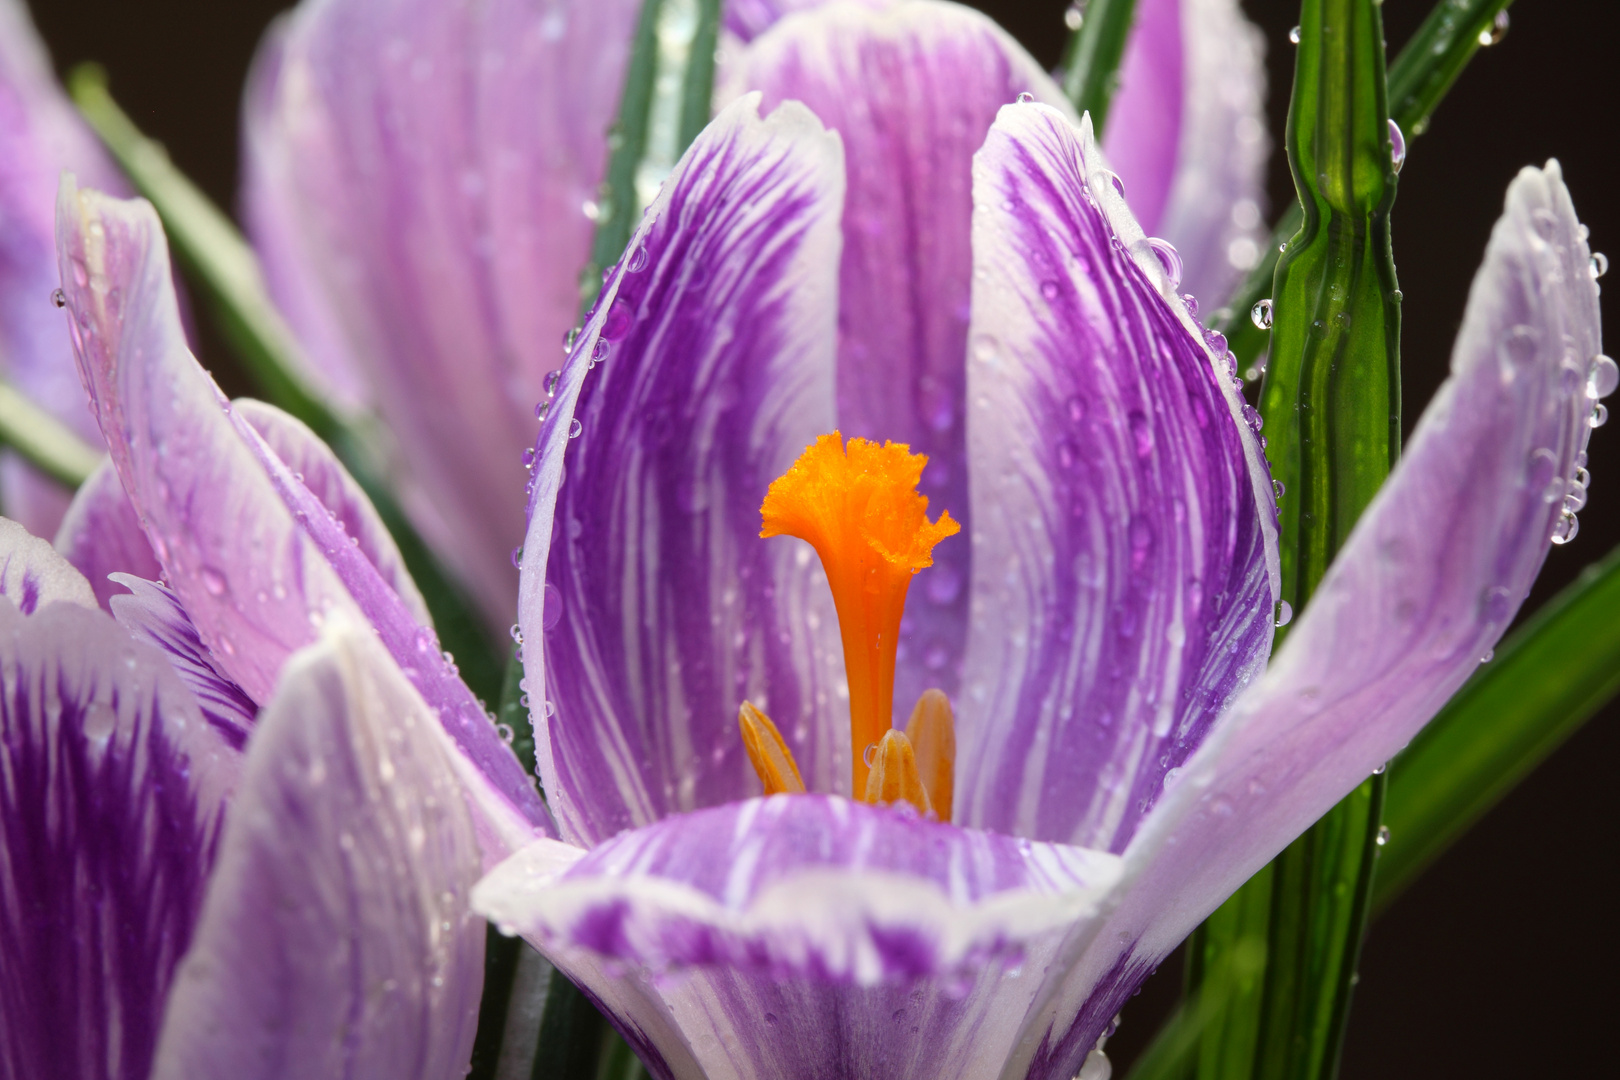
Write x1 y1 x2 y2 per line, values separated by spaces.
760 432 959 796
862 729 932 816
905 689 956 822
738 701 806 795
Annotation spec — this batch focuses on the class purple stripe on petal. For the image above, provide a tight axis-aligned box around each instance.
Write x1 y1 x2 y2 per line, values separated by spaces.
54 456 162 610
56 182 552 844
243 0 641 628
518 95 846 844
956 104 1278 852
152 625 484 1080
0 0 118 538
1099 0 1183 237
0 513 96 612
1004 161 1603 1080
109 575 256 750
1154 0 1270 307
0 598 238 1080
235 398 432 626
722 0 1076 713
475 796 1122 1080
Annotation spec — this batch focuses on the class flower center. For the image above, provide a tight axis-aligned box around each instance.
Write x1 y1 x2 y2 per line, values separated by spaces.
744 432 960 816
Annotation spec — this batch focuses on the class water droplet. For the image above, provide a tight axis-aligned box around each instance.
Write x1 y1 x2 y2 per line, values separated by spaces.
1478 8 1509 46
1078 1048 1112 1080
1182 293 1199 317
1016 91 1035 104
521 446 537 469
1387 118 1406 173
509 622 524 644
1251 298 1274 329
535 400 551 422
1064 3 1084 31
1206 329 1229 359
562 327 580 353
863 743 878 767
545 370 562 397
496 722 515 745
199 566 228 597
1288 25 1301 44
1590 252 1609 280
511 545 524 569
1275 600 1293 627
568 418 583 438
1272 478 1286 499
601 297 634 340
1587 354 1618 399
542 582 563 630
1564 480 1587 513
1040 279 1061 301
1375 825 1390 847
1590 402 1608 429
1481 584 1514 624
50 288 65 308
625 244 649 272
1480 648 1495 664
1551 511 1580 545
591 338 610 362
1146 238 1182 289
543 699 557 717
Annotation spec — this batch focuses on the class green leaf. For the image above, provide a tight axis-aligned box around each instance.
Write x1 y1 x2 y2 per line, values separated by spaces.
0 379 101 488
1059 0 1139 138
69 66 503 703
1125 934 1267 1080
1216 0 1515 374
1375 544 1620 911
577 0 720 316
1187 2 1399 1077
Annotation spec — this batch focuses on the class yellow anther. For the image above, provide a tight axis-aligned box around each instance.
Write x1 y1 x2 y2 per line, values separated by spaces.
739 701 805 796
862 729 932 816
761 432 959 795
905 689 956 823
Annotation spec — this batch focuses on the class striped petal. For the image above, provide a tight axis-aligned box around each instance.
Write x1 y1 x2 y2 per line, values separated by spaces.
0 596 238 1080
1103 0 1270 307
518 94 846 844
53 457 162 609
1006 160 1606 1080
152 623 484 1080
956 102 1277 852
242 0 642 627
0 513 95 612
0 0 120 538
720 0 1076 713
474 796 1122 1080
109 575 257 752
56 180 551 845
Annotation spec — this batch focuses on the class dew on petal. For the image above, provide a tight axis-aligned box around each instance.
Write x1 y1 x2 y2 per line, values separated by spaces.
1251 298 1274 330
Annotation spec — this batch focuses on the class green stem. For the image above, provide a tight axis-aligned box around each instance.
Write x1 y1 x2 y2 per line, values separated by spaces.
0 381 101 488
1059 0 1140 138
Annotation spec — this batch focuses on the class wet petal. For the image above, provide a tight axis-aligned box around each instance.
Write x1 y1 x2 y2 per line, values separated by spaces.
0 0 119 537
1007 161 1604 1080
109 575 257 751
955 103 1278 852
242 0 642 626
518 94 846 843
234 398 432 626
56 180 552 844
0 513 95 612
152 623 484 1080
721 0 1076 712
475 796 1120 1080
0 597 238 1080
1104 0 1269 305
52 457 162 609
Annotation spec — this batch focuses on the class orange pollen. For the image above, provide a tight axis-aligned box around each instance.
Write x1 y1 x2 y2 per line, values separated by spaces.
760 432 960 797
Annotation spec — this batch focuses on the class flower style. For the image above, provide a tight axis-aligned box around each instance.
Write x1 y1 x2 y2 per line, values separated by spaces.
466 11 1602 1080
0 517 487 1079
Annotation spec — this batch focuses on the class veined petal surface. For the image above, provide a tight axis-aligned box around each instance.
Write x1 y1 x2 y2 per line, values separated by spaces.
721 0 1076 712
0 0 119 537
520 94 845 845
0 598 238 1080
109 575 257 751
152 625 484 1080
1008 161 1605 1080
1104 0 1269 306
957 103 1277 852
53 457 162 609
475 796 1122 1080
56 180 551 841
0 513 95 611
243 0 642 626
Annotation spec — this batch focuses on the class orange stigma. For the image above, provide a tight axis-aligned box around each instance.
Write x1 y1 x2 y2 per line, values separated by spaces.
760 432 960 797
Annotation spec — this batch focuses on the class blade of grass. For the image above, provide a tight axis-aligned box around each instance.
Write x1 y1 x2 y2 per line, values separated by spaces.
0 380 101 488
1059 0 1139 137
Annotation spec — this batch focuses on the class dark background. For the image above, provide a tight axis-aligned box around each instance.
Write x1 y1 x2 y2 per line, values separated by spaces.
24 0 1616 1074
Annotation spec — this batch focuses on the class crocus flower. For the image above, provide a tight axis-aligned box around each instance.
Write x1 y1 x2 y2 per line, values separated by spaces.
0 0 123 537
0 516 486 1080
239 0 1267 632
470 25 1605 1080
